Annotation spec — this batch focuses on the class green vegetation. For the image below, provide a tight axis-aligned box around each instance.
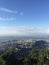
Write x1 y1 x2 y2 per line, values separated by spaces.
0 48 49 65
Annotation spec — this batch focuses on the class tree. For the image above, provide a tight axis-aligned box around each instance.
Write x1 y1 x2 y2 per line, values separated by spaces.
0 57 6 65
39 49 49 65
1 49 17 65
27 48 37 65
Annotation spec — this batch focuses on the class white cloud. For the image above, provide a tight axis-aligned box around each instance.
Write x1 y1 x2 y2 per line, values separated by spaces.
0 26 49 36
48 28 49 33
0 8 18 13
0 8 24 15
0 17 16 21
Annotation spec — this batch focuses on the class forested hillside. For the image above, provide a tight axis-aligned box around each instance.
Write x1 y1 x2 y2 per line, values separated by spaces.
0 48 49 65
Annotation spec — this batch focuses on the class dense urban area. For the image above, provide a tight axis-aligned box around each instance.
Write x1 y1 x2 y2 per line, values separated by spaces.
0 39 49 53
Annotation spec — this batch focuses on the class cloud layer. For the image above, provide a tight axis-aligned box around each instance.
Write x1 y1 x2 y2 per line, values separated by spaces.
0 26 49 36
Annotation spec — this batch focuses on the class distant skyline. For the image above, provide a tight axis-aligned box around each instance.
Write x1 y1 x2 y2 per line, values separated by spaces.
0 0 49 36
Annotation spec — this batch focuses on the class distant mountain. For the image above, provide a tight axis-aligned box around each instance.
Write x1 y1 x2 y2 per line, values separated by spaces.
32 40 49 49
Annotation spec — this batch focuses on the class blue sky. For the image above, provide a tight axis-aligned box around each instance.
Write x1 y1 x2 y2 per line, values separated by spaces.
0 0 49 36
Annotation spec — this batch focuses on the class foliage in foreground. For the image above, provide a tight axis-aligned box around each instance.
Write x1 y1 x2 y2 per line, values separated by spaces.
0 48 49 65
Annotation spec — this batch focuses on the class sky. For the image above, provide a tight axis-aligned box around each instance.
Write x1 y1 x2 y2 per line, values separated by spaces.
0 0 49 36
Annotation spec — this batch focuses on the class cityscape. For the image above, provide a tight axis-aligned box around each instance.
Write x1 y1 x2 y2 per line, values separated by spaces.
0 0 49 65
0 37 49 53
